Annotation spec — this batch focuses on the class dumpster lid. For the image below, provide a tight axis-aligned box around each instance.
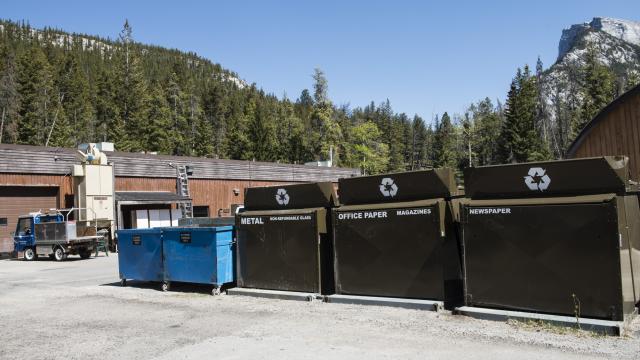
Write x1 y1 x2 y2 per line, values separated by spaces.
338 168 456 205
243 182 337 210
464 156 629 199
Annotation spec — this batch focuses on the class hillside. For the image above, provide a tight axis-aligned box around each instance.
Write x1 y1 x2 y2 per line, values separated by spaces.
0 19 438 174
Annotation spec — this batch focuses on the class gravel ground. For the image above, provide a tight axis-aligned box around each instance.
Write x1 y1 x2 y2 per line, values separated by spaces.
0 255 638 360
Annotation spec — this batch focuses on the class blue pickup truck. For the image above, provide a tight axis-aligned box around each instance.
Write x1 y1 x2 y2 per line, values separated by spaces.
13 211 100 261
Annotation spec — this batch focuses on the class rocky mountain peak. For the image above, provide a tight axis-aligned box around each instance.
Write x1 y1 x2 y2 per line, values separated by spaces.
558 17 640 61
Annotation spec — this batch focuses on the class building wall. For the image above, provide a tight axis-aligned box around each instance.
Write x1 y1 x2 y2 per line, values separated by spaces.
0 174 73 207
0 173 296 252
115 177 291 217
0 174 73 252
568 85 640 180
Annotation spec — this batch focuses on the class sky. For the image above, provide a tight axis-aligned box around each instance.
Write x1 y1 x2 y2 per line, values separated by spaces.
3 0 640 122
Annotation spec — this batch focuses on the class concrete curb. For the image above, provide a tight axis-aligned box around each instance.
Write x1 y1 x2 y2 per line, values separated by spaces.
325 294 443 311
454 306 634 336
227 287 321 302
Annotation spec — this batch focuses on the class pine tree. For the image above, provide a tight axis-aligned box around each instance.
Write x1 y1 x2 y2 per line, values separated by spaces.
410 115 427 169
432 112 457 168
57 52 94 145
277 98 308 163
575 45 614 136
626 70 640 92
193 115 214 157
145 82 173 153
113 20 149 151
534 56 551 150
47 101 74 148
17 45 55 145
186 81 212 157
310 68 342 164
383 103 406 172
498 66 550 163
167 72 190 155
249 98 278 161
227 97 253 160
96 68 119 142
471 98 502 165
0 45 20 143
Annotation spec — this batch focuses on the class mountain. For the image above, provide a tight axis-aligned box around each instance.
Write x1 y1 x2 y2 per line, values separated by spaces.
539 17 640 155
558 17 640 61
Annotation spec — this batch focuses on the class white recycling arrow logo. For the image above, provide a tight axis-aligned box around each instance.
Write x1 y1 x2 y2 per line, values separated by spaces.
379 177 399 197
524 167 551 191
275 188 290 205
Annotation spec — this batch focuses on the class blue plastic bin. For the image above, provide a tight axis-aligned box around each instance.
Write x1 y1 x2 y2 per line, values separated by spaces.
117 228 164 285
162 226 235 293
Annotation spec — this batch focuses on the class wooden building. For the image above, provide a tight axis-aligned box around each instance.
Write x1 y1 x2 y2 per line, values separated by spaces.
0 143 359 252
567 84 640 180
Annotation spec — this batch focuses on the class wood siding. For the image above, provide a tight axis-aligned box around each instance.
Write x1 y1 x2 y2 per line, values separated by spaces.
0 186 61 251
0 174 73 206
568 85 640 181
115 177 291 216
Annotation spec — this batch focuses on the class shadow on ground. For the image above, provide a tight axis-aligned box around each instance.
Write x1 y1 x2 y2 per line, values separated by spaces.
100 279 236 295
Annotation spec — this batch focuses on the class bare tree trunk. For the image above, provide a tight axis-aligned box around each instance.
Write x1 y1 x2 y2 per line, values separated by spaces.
45 93 65 147
0 107 5 144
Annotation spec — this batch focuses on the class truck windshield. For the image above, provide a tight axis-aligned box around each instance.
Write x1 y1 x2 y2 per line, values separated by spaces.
17 218 33 236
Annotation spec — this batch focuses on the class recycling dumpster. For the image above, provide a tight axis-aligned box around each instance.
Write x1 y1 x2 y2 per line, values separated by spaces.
332 169 463 307
117 228 163 286
236 182 337 295
162 226 235 294
460 156 640 321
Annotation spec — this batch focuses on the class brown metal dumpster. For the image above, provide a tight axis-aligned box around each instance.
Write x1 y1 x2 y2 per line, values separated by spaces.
460 156 640 321
332 169 463 307
236 182 337 295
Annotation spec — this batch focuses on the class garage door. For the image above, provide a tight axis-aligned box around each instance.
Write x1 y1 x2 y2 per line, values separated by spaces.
0 186 58 253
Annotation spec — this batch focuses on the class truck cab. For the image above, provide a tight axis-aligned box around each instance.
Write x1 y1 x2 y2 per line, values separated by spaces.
13 211 96 261
14 213 62 259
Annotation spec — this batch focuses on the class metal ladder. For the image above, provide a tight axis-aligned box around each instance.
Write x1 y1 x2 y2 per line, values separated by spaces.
176 165 193 218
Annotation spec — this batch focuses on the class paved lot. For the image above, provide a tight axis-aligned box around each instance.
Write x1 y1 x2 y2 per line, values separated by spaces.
0 255 639 360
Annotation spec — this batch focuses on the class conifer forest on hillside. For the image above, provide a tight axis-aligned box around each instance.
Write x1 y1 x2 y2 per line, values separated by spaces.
0 20 638 174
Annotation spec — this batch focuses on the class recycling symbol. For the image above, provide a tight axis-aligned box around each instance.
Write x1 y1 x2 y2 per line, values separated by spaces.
275 188 290 205
379 177 399 197
524 167 551 191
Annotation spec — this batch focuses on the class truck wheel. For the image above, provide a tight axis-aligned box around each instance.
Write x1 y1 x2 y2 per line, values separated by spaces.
161 281 170 292
24 247 36 261
79 250 91 259
53 247 66 262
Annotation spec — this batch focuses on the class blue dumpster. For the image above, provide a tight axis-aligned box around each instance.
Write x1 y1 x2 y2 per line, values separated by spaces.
117 228 163 286
162 226 235 294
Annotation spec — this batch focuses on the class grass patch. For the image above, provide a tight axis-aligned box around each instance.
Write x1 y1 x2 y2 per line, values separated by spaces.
507 318 607 338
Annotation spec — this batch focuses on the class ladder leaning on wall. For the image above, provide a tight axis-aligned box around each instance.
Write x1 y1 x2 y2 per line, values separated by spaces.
176 165 193 218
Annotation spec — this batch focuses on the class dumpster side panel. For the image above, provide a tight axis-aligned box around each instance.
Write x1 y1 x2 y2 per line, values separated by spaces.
237 212 320 293
215 226 235 286
163 228 217 285
622 195 640 307
333 205 444 300
117 229 163 282
462 201 624 320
